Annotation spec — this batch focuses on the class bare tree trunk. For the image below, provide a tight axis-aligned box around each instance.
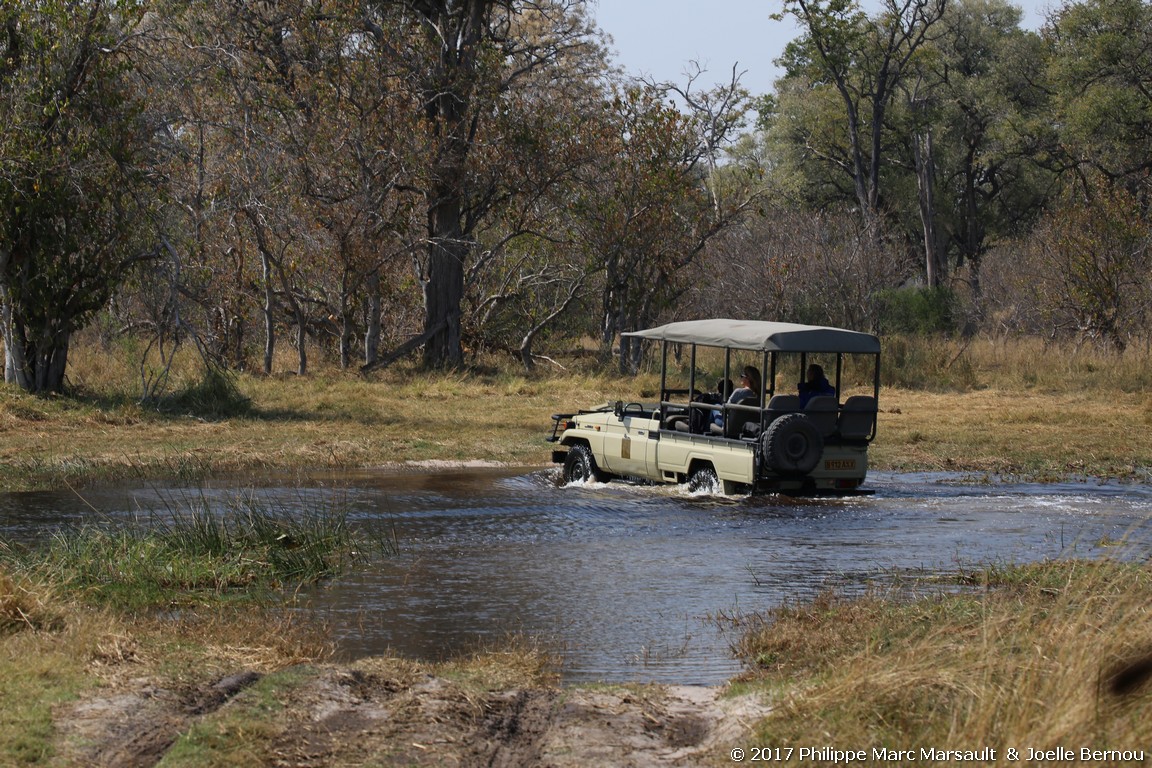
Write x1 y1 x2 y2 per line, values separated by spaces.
340 312 353 370
261 251 275 375
272 264 307 377
0 248 28 389
1 266 71 393
1 297 30 390
338 266 353 370
412 0 489 370
518 272 586 372
246 207 306 375
293 303 307 376
600 250 622 361
422 230 466 369
961 162 987 325
364 268 381 368
1 304 71 393
37 332 70 393
0 247 25 388
913 129 944 287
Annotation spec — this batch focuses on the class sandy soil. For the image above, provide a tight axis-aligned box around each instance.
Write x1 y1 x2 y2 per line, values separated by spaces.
52 660 773 767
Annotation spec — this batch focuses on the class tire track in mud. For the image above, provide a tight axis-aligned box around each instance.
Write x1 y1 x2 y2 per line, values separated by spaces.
52 663 772 767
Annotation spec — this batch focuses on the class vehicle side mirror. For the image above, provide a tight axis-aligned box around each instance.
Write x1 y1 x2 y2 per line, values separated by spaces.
613 400 624 420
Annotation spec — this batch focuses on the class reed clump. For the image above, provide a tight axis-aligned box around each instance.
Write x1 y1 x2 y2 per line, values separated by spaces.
1 494 387 610
734 560 1152 758
0 568 64 634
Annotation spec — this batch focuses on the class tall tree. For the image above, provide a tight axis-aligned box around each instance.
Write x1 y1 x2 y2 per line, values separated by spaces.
1047 0 1152 189
778 0 949 291
462 30 611 371
574 73 759 372
0 1 160 393
368 0 597 369
900 0 1051 300
778 0 947 266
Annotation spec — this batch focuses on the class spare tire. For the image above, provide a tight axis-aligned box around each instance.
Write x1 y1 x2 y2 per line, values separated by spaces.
761 413 823 476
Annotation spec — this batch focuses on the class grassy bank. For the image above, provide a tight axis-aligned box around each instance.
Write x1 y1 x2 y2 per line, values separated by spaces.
0 335 1150 491
4 557 1150 765
0 563 554 766
730 560 1152 765
1 335 1150 764
0 497 392 764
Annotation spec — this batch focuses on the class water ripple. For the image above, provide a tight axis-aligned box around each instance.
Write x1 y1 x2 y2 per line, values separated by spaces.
2 467 1150 684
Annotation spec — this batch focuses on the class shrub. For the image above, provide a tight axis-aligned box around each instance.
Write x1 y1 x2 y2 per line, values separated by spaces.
874 286 959 335
160 367 252 419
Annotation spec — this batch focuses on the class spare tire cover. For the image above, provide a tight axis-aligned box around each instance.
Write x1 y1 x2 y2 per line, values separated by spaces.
762 413 823 475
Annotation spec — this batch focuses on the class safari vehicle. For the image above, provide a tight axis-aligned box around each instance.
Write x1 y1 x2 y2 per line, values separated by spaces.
548 319 881 495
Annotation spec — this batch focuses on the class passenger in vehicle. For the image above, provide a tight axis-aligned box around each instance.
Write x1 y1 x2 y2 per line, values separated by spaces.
713 366 761 428
690 378 732 432
719 377 734 401
734 367 761 404
798 363 835 407
694 378 733 405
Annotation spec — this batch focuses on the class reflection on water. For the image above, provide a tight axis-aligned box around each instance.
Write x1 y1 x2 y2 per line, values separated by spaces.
2 469 1151 685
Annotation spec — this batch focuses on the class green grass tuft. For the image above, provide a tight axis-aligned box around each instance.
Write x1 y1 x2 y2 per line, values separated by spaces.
1 494 388 611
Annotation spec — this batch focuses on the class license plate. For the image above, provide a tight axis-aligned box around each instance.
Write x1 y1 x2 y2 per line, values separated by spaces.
825 459 855 471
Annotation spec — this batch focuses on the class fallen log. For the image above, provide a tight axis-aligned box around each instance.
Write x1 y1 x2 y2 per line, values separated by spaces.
360 320 447 374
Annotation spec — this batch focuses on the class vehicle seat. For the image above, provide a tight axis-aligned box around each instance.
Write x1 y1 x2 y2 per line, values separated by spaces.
709 396 760 438
839 395 877 440
803 395 839 437
765 394 800 422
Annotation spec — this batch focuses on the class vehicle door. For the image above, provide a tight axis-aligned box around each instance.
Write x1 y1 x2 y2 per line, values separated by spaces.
601 405 659 480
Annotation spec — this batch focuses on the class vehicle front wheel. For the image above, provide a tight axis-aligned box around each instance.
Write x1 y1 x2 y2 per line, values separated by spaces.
686 465 719 494
563 444 606 485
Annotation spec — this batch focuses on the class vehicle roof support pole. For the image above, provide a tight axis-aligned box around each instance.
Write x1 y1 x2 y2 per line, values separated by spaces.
835 354 843 398
761 351 770 434
723 350 732 431
761 351 769 400
689 343 697 400
660 341 669 402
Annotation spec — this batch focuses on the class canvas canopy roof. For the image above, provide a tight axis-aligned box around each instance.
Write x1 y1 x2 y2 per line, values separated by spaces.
622 319 881 354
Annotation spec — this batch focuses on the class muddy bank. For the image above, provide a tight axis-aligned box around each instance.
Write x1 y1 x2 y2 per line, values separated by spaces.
54 658 772 767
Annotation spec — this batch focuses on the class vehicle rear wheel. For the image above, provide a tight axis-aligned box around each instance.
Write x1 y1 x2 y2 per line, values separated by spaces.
686 465 719 493
762 413 822 476
563 444 605 484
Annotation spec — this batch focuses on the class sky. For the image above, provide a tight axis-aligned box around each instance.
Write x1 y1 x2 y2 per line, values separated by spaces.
591 0 1056 98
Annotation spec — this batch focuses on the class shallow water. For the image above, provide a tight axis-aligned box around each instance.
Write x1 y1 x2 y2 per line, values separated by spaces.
2 468 1151 684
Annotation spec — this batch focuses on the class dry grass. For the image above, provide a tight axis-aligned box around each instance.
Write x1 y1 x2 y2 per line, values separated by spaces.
0 570 554 766
2 336 1150 764
436 632 562 691
0 568 63 634
884 334 1152 393
0 571 338 763
0 348 645 490
875 388 1151 479
1 335 1149 489
734 560 1152 764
